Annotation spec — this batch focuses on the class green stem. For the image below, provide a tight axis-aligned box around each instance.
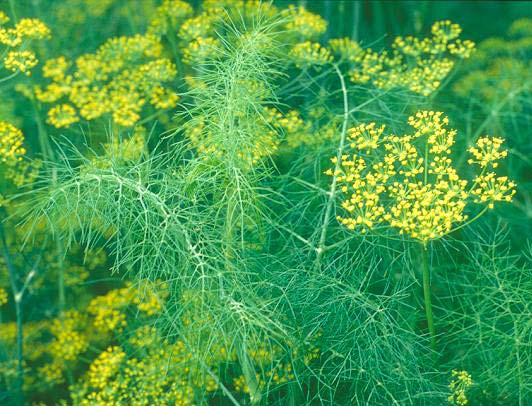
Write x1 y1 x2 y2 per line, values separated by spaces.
57 238 65 315
31 100 66 315
314 64 349 269
223 182 261 404
421 243 436 353
0 221 24 406
8 0 17 22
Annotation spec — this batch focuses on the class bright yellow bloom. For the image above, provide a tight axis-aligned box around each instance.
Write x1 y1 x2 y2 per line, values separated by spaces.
48 312 88 361
4 50 38 74
328 111 516 242
0 121 25 164
11 18 51 40
47 104 79 128
0 12 9 25
448 370 473 406
149 85 180 109
42 56 70 81
87 346 126 389
467 136 507 168
182 36 220 65
147 0 194 36
0 17 49 75
329 37 362 61
348 20 475 96
283 5 327 38
38 34 177 128
289 41 333 68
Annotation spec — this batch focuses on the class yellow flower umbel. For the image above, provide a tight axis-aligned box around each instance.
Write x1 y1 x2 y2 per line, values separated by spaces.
182 36 221 65
327 111 516 351
282 5 327 39
36 34 178 129
47 104 79 128
0 121 39 187
348 20 475 96
87 346 126 390
289 41 333 69
0 121 25 165
328 37 362 62
0 15 50 75
4 50 38 75
147 0 194 36
0 287 8 306
328 111 515 242
448 370 473 406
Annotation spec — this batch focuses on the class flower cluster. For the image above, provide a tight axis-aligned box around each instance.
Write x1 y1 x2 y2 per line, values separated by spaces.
283 5 328 38
184 113 280 167
349 21 475 96
147 0 194 36
0 121 25 164
467 137 507 168
87 281 165 334
327 111 516 242
448 370 473 406
36 34 178 128
73 341 197 406
0 287 7 306
329 37 362 61
0 121 39 187
87 288 130 333
178 10 219 41
86 346 126 390
182 36 221 65
48 311 88 362
0 13 50 75
289 41 333 69
47 104 79 128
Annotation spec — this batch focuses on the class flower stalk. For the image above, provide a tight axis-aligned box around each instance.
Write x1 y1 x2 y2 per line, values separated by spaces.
421 242 436 353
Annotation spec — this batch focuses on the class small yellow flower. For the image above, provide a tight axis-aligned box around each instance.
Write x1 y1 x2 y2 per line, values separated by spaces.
289 41 332 69
283 5 327 38
448 370 473 406
0 121 25 164
42 56 70 81
4 50 38 74
0 12 9 25
182 36 220 65
0 287 8 306
329 37 362 61
47 104 79 128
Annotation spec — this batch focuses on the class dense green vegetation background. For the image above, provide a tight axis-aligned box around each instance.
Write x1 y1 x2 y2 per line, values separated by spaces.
0 1 531 405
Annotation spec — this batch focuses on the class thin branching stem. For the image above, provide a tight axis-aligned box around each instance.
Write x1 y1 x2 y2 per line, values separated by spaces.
420 242 436 354
0 70 19 84
0 221 24 406
314 63 349 269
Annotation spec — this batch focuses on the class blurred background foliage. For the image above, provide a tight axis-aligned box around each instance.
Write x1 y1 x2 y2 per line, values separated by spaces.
0 1 531 405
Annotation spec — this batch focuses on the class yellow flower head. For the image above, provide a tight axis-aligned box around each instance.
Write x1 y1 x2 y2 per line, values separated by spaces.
47 104 79 128
0 121 25 164
283 5 327 38
348 20 475 96
329 37 362 61
0 287 8 306
4 50 38 75
448 370 473 406
289 41 332 69
328 111 516 242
